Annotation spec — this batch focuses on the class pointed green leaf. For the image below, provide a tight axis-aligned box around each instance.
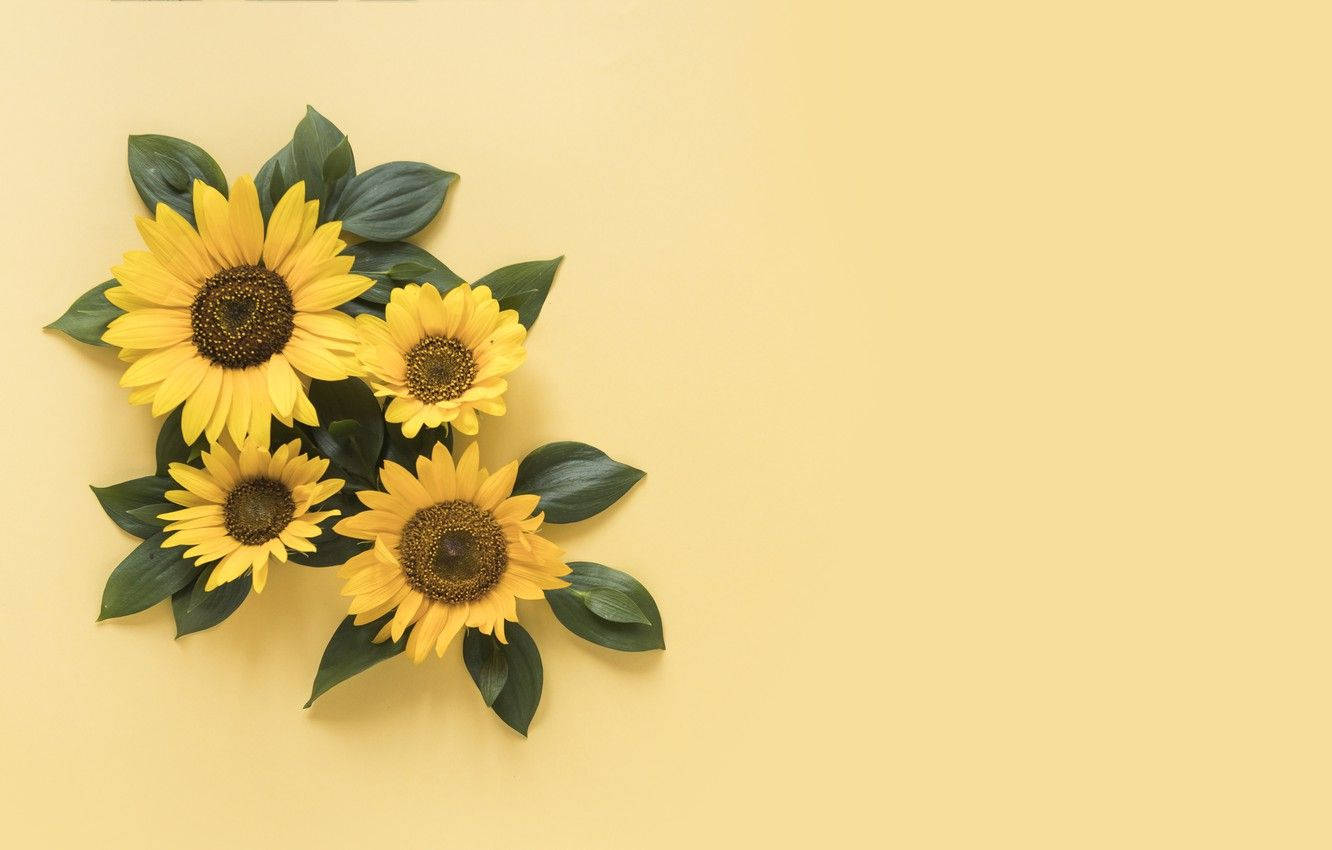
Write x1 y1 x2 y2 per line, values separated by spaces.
306 378 384 482
512 441 644 523
154 405 204 474
45 280 122 347
171 565 251 637
463 624 542 735
546 562 665 651
99 532 196 620
333 161 456 241
578 587 652 625
463 635 509 705
90 476 174 538
127 134 227 224
306 613 408 707
475 257 563 328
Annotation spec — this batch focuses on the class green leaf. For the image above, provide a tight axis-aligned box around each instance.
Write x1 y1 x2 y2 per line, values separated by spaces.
475 257 563 329
288 491 369 567
321 136 354 191
99 532 197 620
292 106 355 217
382 422 453 469
462 624 542 735
125 503 172 528
333 162 456 241
154 406 204 475
546 562 665 651
462 634 509 705
342 242 463 315
305 613 408 707
307 379 384 482
256 106 355 222
90 476 174 538
127 134 227 224
45 280 122 347
512 441 645 523
171 565 251 638
577 587 652 625
256 143 293 220
387 261 432 281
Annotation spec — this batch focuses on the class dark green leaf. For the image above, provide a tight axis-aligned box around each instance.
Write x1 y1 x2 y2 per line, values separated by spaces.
333 162 456 241
99 532 197 620
288 492 369 567
257 107 356 222
463 624 542 735
292 106 355 217
127 134 227 224
382 422 453 469
171 565 251 637
256 144 293 219
45 280 122 347
90 476 174 538
154 406 203 474
307 379 384 481
463 634 509 705
512 441 644 523
546 562 665 651
305 613 408 707
578 587 652 625
344 242 463 313
388 261 432 281
475 257 563 328
126 503 172 528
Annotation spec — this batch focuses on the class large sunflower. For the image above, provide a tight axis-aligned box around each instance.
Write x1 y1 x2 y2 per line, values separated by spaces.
102 177 372 446
333 441 569 662
160 439 345 592
356 283 526 438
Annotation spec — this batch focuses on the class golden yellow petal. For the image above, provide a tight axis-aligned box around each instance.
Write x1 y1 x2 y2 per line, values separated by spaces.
262 181 307 272
229 175 264 264
193 180 243 268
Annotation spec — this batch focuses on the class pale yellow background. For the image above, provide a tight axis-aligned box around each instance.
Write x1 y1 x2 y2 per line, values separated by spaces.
2 0 1328 846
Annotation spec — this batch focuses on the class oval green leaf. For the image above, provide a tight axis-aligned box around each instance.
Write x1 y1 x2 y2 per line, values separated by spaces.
127 134 227 224
462 633 510 706
546 562 665 652
307 378 385 482
475 257 563 329
579 587 652 625
462 624 542 735
90 476 174 539
305 613 408 708
99 532 197 621
171 565 251 638
333 161 456 241
512 441 644 523
45 280 122 347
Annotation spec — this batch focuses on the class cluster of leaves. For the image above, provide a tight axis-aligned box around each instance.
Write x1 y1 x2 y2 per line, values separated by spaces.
64 105 660 737
46 105 563 345
305 432 657 735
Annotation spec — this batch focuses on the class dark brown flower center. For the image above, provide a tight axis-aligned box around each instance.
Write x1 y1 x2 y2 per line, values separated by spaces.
224 478 295 545
404 336 477 403
191 265 294 368
398 500 507 603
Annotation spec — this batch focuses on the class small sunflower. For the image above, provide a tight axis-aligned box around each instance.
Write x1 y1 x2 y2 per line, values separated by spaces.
356 283 526 438
160 439 345 593
102 177 373 446
333 441 569 662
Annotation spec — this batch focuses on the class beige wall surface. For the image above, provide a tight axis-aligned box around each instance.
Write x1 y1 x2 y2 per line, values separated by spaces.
2 1 1330 847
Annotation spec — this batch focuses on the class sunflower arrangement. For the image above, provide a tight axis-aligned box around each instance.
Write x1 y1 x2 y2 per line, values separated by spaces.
48 107 660 735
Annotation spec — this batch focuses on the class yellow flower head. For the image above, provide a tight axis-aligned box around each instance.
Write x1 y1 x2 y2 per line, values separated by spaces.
102 177 373 446
356 283 526 438
333 442 569 662
160 439 345 593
